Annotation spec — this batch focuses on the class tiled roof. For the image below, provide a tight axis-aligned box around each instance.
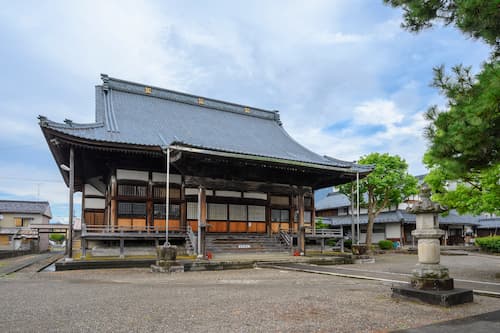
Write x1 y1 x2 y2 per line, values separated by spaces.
321 209 479 227
316 192 351 210
0 200 52 218
39 74 371 173
477 218 500 229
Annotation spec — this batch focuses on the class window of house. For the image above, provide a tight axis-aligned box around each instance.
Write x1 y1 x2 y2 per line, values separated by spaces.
229 204 247 221
207 203 227 220
118 202 146 217
153 186 181 199
118 184 147 197
187 202 198 220
293 210 312 223
248 205 266 222
304 211 312 223
153 203 180 219
271 209 289 222
270 196 289 206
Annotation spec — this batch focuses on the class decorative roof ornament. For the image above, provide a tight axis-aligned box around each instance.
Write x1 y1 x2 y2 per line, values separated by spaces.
407 183 447 214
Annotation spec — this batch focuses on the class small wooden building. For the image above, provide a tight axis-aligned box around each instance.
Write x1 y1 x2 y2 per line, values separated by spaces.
39 74 370 255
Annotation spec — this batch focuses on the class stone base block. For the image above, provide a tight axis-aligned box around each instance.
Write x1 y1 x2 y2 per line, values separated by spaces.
411 277 454 290
392 284 473 307
412 263 449 279
150 264 184 273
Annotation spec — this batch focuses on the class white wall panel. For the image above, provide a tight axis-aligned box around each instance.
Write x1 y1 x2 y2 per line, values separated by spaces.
116 169 148 181
84 198 105 209
152 172 181 184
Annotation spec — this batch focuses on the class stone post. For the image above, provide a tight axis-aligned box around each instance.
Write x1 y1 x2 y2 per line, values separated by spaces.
408 184 451 290
392 184 473 306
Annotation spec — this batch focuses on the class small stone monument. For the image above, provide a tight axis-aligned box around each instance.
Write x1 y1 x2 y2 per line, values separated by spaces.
151 245 184 273
392 184 473 306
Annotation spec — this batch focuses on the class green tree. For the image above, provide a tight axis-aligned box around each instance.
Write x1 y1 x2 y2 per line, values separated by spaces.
339 153 418 248
385 0 500 214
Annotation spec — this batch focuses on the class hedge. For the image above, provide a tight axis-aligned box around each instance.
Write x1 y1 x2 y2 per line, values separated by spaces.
378 240 393 250
475 236 500 253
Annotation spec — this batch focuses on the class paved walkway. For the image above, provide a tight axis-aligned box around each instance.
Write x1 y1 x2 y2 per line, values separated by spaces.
0 252 61 275
270 252 500 295
395 310 500 332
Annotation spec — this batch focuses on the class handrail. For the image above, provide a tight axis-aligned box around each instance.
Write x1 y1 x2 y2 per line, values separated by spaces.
278 229 291 248
186 225 197 255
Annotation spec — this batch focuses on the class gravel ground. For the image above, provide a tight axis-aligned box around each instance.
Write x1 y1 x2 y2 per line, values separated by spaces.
1 267 500 333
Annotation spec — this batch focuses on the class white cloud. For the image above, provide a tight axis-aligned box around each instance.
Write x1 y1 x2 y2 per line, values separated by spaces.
353 99 404 126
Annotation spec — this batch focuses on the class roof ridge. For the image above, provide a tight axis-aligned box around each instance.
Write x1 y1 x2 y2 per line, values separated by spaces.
0 200 49 204
38 116 104 129
100 74 281 122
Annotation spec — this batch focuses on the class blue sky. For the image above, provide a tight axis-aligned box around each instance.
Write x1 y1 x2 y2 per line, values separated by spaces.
0 1 491 222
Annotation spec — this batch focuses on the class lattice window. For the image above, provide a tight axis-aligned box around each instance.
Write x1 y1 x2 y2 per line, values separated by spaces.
271 209 289 222
248 205 266 222
207 203 227 220
270 196 289 206
118 202 146 217
118 184 147 197
153 186 180 199
153 204 180 219
229 205 247 221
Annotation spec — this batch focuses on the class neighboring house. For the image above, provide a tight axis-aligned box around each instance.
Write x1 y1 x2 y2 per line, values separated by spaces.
0 200 52 251
39 74 372 255
476 217 500 237
316 192 479 245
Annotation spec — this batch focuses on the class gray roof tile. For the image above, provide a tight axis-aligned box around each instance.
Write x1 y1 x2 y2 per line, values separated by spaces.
0 200 52 218
39 75 372 173
316 192 351 210
321 210 478 226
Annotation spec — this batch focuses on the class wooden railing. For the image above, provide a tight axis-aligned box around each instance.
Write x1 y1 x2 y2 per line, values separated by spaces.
305 227 343 238
82 224 187 235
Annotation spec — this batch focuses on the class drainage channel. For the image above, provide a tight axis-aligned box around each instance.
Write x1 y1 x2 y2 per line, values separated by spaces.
264 263 500 298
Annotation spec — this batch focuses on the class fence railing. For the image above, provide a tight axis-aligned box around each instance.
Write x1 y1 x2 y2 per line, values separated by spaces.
82 224 188 235
304 227 343 238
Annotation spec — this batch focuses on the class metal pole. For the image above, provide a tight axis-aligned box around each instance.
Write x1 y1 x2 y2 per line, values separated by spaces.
197 186 202 256
165 148 170 247
356 171 360 245
68 146 74 259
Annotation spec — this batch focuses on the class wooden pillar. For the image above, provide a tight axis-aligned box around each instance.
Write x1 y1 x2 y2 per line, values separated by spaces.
180 180 187 229
266 191 272 237
198 187 207 257
68 146 74 259
147 178 153 232
298 190 305 255
311 192 316 233
110 174 117 227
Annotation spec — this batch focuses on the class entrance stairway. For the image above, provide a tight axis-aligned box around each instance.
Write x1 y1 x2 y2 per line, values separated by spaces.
206 233 289 254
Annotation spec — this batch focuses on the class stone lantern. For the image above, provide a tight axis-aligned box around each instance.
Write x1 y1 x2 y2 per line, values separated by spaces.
392 184 473 306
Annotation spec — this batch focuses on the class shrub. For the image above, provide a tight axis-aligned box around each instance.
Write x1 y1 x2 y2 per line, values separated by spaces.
49 233 65 243
378 240 393 250
475 236 500 253
343 239 352 249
